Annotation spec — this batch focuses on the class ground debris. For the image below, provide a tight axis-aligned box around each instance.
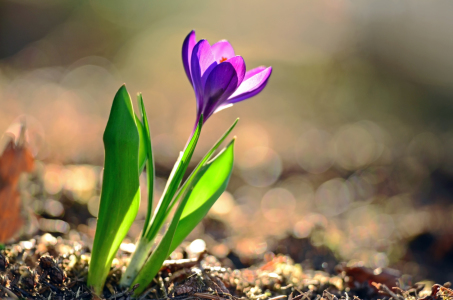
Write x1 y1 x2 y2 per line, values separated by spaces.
0 235 449 300
0 235 91 299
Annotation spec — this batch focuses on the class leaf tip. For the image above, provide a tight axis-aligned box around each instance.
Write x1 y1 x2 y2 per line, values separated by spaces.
117 84 129 96
227 137 237 148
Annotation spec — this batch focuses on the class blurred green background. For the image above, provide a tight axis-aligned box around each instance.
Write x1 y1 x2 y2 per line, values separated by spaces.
2 0 453 284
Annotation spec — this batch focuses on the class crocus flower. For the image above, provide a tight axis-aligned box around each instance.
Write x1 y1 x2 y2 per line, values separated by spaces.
182 30 272 124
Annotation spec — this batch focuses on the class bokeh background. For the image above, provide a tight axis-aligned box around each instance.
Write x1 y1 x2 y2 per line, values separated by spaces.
2 0 453 284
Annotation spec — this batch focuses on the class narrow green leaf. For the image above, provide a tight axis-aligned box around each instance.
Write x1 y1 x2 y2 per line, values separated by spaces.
143 116 203 241
137 93 155 237
169 139 235 254
165 118 239 217
132 139 236 296
87 85 141 295
135 114 147 173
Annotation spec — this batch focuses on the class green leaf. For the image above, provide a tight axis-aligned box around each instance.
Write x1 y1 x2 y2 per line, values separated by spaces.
87 85 141 295
164 118 239 217
169 138 236 254
143 116 203 241
137 93 155 237
120 116 203 287
135 114 147 173
132 139 236 296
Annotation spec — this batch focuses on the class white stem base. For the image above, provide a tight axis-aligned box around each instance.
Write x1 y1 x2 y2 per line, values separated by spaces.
120 237 153 287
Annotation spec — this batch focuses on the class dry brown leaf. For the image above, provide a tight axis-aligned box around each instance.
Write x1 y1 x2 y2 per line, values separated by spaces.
0 129 34 243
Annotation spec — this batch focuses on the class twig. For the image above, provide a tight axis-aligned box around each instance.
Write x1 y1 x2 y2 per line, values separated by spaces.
294 293 310 300
372 282 404 300
163 258 199 269
162 256 202 276
292 289 310 300
194 292 228 300
268 296 287 300
280 284 293 290
106 284 139 300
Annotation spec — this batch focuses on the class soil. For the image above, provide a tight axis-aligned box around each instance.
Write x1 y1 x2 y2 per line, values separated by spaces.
0 234 451 300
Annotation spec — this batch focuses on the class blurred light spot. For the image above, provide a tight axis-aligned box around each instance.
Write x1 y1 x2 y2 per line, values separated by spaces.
120 243 136 253
39 219 70 233
189 239 206 254
235 237 267 257
20 241 34 250
295 128 334 173
261 188 296 222
64 165 98 203
44 164 65 195
210 191 235 216
334 123 379 170
69 230 81 242
211 243 229 258
239 147 282 187
88 196 101 217
40 233 57 245
315 178 351 216
293 219 313 238
44 199 64 217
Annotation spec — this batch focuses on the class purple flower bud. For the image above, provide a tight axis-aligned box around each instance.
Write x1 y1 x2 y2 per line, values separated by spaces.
182 30 272 124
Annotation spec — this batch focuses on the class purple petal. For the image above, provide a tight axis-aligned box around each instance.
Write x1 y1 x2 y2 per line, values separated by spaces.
226 56 246 87
227 66 272 104
203 62 239 119
182 30 197 83
244 66 267 81
211 40 235 63
191 40 217 115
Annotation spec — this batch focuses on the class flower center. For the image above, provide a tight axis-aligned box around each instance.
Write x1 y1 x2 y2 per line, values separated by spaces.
219 57 228 63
